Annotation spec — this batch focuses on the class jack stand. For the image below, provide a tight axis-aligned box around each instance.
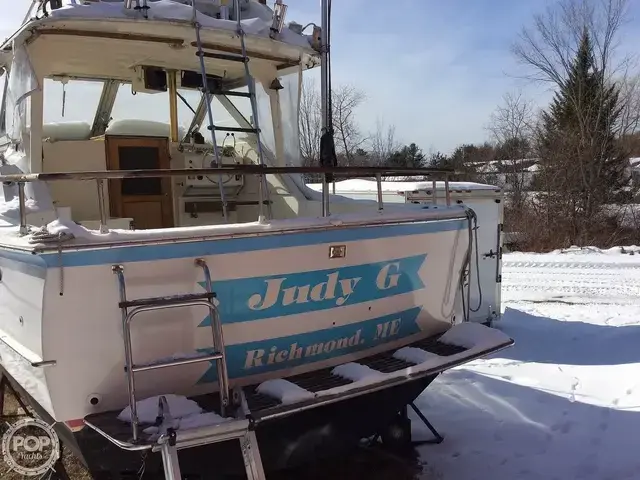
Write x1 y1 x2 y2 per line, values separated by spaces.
408 402 444 445
50 439 72 480
369 402 444 450
0 373 31 418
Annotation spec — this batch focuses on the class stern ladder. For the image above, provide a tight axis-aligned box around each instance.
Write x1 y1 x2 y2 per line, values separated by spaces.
112 258 266 480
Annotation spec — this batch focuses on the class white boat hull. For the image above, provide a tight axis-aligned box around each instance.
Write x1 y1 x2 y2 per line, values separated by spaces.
0 215 470 427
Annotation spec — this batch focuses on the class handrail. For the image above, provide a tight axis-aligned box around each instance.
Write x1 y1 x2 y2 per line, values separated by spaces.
6 165 458 235
0 165 455 183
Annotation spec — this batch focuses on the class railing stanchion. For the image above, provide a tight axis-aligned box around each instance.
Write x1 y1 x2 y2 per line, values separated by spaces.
431 179 437 205
258 173 266 222
18 182 28 236
97 179 109 233
376 173 383 211
322 179 330 217
445 175 451 206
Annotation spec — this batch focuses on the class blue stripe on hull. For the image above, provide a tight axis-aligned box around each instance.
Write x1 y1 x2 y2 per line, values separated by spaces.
198 254 426 325
196 307 423 383
26 218 467 267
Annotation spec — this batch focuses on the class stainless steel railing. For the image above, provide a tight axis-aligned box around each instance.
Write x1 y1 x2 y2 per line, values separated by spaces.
0 165 457 235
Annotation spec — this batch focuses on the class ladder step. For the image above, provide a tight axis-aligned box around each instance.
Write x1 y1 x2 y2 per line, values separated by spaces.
131 352 223 373
196 51 247 63
119 292 216 309
207 126 260 134
212 90 252 98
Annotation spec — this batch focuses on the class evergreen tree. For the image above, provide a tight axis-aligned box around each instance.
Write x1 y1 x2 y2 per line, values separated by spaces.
537 29 628 242
386 143 426 168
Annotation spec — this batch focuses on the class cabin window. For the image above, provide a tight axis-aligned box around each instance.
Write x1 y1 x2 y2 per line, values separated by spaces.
43 78 103 140
118 146 163 196
176 85 254 147
109 84 170 133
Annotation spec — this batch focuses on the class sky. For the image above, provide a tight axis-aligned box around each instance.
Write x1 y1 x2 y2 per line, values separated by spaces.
2 0 640 154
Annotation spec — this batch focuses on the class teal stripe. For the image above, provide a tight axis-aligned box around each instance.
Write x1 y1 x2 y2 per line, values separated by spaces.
31 218 467 267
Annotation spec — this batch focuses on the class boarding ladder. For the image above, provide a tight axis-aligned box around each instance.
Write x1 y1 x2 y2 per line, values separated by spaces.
112 258 266 480
191 0 272 222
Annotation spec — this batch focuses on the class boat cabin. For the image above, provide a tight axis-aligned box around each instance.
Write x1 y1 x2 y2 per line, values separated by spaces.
0 0 330 231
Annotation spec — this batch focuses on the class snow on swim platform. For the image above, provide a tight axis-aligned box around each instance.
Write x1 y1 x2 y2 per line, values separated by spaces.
332 363 384 382
257 379 315 405
118 393 203 424
255 323 513 406
118 394 231 438
393 347 441 365
438 322 513 350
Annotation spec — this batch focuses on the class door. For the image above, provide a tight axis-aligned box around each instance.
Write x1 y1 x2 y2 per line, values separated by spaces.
105 136 174 229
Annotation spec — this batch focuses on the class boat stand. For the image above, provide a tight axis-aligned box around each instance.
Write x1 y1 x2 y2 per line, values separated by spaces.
369 401 444 450
407 403 445 445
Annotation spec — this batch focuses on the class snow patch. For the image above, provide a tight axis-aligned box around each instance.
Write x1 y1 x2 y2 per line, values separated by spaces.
143 411 230 436
45 0 314 50
42 121 92 141
393 347 441 365
105 119 187 138
256 379 314 405
306 179 499 194
332 362 384 382
0 197 39 219
439 322 511 350
118 394 203 424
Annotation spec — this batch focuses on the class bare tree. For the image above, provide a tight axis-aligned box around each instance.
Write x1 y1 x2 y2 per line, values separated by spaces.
368 118 399 166
299 77 321 165
512 0 631 86
331 84 367 163
487 91 537 208
298 79 367 166
618 73 640 138
512 0 637 247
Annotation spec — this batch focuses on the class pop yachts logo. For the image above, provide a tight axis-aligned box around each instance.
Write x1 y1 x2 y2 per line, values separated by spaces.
199 254 427 325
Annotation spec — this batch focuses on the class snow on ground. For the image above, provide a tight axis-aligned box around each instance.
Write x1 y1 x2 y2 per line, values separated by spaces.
413 246 640 480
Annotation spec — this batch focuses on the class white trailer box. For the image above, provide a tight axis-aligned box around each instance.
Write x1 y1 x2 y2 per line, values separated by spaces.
307 179 504 325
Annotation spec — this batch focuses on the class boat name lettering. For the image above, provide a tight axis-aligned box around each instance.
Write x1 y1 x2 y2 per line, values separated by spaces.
247 261 404 312
243 316 404 369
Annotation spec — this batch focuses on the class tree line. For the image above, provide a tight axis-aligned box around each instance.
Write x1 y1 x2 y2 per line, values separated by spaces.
299 0 640 251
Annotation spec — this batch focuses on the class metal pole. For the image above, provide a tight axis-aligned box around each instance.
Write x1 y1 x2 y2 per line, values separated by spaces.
96 179 109 233
112 265 139 442
18 183 28 235
167 70 179 143
320 0 331 217
445 176 451 206
431 179 437 205
195 258 230 415
376 173 383 211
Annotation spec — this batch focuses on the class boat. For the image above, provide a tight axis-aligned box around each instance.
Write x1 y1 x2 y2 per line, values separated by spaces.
0 1 514 478
306 178 505 326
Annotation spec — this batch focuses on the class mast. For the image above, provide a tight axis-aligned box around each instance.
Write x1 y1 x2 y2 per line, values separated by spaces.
319 0 336 217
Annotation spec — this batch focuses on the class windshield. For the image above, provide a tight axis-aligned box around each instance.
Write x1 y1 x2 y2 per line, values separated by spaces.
110 83 256 145
44 78 103 125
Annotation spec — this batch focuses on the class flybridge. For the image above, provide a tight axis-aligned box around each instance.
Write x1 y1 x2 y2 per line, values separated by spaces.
24 0 280 25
